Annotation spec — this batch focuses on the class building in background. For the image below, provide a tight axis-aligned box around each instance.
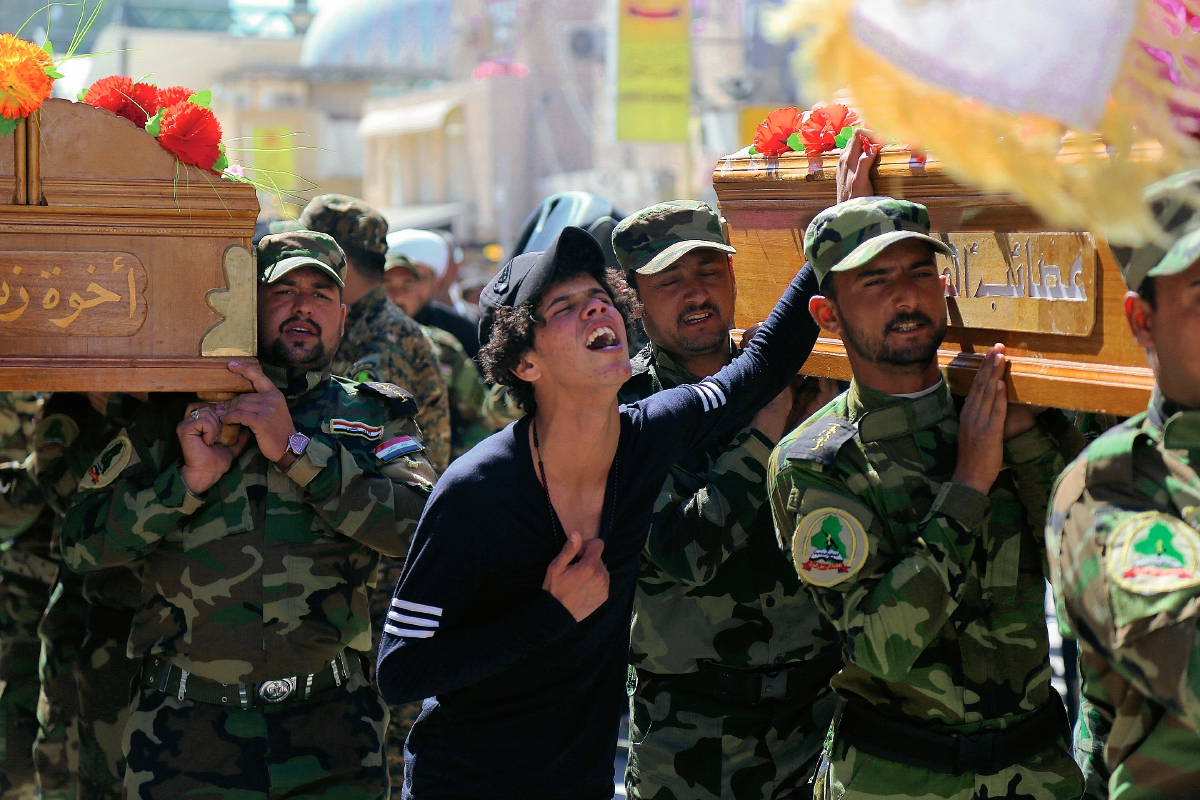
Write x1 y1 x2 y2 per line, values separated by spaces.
1 0 804 247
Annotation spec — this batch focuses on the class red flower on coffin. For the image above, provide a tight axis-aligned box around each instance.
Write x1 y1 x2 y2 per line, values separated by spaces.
753 106 800 156
799 104 861 154
83 76 160 127
156 101 223 171
156 85 194 108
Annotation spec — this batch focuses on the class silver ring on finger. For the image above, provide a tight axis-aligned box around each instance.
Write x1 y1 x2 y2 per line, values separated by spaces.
191 409 201 421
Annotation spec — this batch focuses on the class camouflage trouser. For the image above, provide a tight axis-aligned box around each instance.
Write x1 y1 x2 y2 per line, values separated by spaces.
1108 712 1200 799
813 735 1083 800
1074 696 1111 800
0 573 51 793
626 679 839 800
76 612 138 800
369 558 420 790
123 653 389 799
33 572 87 799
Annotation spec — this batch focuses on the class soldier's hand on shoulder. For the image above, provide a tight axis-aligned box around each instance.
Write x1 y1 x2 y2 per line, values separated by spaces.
178 402 250 495
222 361 297 462
953 344 1008 495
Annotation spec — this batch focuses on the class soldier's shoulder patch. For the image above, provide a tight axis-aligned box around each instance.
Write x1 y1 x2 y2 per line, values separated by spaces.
358 382 419 417
348 357 380 384
1107 512 1200 595
793 507 869 586
375 435 424 463
34 413 80 455
785 416 856 468
327 418 385 440
79 434 135 491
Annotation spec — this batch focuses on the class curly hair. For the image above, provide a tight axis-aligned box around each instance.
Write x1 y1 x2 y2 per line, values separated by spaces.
479 267 640 415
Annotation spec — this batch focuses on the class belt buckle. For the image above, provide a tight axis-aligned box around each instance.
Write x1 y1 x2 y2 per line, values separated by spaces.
758 670 788 702
256 677 297 704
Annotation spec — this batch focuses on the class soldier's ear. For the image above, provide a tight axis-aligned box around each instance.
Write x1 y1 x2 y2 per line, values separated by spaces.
809 294 840 334
1124 291 1155 351
338 304 347 339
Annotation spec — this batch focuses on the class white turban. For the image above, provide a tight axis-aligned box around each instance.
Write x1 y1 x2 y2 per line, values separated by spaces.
386 229 450 279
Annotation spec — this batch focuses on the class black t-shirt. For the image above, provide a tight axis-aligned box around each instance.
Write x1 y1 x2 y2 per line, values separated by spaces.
415 301 480 358
376 266 819 800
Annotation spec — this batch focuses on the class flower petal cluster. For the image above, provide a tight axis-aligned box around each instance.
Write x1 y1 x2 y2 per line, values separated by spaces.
0 34 54 121
752 107 800 157
749 102 862 157
82 76 159 126
155 100 223 171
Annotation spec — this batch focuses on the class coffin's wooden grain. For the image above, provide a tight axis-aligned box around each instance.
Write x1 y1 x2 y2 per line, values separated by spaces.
713 147 1153 415
0 99 259 392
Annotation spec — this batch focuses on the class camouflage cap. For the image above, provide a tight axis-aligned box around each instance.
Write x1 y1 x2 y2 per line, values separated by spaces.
298 194 389 257
1111 170 1200 292
256 231 347 287
804 197 952 286
612 200 735 276
384 248 418 275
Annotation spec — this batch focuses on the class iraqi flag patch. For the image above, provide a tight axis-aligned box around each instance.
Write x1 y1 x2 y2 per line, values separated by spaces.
375 436 423 463
329 419 384 440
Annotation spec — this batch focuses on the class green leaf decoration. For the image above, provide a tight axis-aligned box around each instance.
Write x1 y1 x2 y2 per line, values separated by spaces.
0 117 19 137
786 132 804 152
144 108 165 137
834 126 859 149
41 40 53 56
187 90 212 108
212 152 229 172
748 145 758 155
44 67 64 79
76 89 87 102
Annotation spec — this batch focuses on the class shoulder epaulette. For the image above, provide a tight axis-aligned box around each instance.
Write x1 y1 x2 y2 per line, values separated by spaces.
357 382 419 417
1084 413 1149 488
784 416 856 468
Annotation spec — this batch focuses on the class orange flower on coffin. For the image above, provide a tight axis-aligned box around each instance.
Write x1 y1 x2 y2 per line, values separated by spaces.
83 76 160 127
799 104 862 154
156 101 223 171
753 106 801 156
0 33 53 120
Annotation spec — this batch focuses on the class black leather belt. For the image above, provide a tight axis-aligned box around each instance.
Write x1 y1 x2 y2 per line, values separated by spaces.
837 691 1070 776
639 650 842 706
142 651 362 710
85 605 136 639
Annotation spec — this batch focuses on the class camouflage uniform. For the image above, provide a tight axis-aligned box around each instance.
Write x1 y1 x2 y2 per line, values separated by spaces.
0 392 52 795
611 201 840 800
1046 171 1200 799
766 198 1082 800
33 394 146 800
620 342 841 800
60 233 437 799
301 193 451 473
425 325 495 460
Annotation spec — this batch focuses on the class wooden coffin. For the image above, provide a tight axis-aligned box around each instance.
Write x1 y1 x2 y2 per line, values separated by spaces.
713 147 1153 416
0 98 258 393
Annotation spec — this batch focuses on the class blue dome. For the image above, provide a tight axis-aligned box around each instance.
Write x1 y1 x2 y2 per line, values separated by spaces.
300 0 455 70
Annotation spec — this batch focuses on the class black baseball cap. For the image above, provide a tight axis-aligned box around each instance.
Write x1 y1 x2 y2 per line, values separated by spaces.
478 226 609 346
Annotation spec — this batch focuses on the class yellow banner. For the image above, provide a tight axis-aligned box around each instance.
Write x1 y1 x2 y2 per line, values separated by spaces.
616 0 691 142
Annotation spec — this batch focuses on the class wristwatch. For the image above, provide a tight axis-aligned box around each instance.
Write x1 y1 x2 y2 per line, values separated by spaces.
275 432 310 472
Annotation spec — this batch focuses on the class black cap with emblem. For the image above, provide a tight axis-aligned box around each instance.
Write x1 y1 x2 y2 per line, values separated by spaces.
477 226 609 346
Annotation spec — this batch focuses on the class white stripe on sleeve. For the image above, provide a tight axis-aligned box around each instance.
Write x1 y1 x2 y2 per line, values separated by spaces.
691 383 713 411
384 624 437 639
392 598 443 617
388 611 439 628
700 378 727 408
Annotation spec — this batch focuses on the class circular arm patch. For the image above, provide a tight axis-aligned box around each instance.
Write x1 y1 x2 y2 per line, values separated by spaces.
793 507 869 586
79 435 133 491
1107 512 1200 595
